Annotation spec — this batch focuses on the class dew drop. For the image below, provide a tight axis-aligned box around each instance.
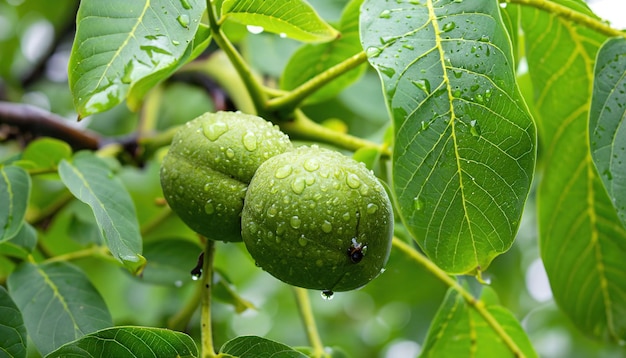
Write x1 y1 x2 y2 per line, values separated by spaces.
316 259 324 267
366 46 382 58
204 200 215 214
292 177 306 194
442 22 456 32
267 204 278 218
342 212 351 221
402 44 414 50
470 119 481 137
203 121 228 141
247 25 264 34
180 0 192 9
177 14 190 28
203 183 211 192
242 131 258 151
290 216 302 229
421 121 430 131
322 220 333 233
414 196 424 211
470 84 480 92
367 203 379 214
379 9 392 19
378 65 396 78
346 173 362 189
298 236 308 247
275 165 293 179
412 79 430 95
172 40 180 46
191 272 201 281
121 61 134 84
479 35 490 42
453 70 463 78
321 290 334 300
304 158 320 172
225 148 235 159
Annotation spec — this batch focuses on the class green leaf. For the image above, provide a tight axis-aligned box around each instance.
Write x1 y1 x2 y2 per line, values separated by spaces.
521 1 626 341
219 336 308 358
420 288 537 357
139 239 201 286
5 223 38 256
280 0 366 104
0 165 31 243
68 0 206 118
221 0 339 43
0 286 27 358
589 37 626 229
7 262 112 356
58 152 145 274
46 326 198 358
21 138 72 172
360 0 536 274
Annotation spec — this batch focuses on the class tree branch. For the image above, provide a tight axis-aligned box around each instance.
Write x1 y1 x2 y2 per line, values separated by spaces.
0 101 100 150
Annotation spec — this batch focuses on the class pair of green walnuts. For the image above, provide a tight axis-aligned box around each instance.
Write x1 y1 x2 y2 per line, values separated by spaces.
160 112 393 292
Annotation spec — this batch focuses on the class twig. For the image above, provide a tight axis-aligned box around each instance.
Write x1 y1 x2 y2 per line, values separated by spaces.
391 238 526 358
0 101 100 150
506 0 626 38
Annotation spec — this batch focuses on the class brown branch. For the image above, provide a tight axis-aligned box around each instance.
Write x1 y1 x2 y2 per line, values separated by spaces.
0 101 100 150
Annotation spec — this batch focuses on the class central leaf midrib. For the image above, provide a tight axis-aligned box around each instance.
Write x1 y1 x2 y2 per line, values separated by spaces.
427 0 477 267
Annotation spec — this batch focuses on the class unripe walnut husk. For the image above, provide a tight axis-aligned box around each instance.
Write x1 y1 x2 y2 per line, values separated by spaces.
160 111 292 242
242 145 394 291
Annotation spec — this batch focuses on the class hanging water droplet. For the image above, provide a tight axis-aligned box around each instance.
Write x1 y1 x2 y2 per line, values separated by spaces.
414 196 424 211
346 173 362 189
322 220 333 233
290 216 302 229
442 22 456 32
177 14 190 28
243 131 257 151
379 9 392 19
470 119 481 137
292 177 306 194
412 79 431 95
275 165 293 179
366 46 382 58
203 121 228 141
321 290 334 300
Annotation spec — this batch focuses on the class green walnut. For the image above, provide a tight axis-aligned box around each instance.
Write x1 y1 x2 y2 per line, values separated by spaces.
160 111 292 242
241 145 393 291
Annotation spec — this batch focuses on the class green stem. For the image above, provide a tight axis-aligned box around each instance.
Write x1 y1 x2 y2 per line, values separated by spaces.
391 238 526 358
205 0 267 114
138 84 164 138
168 283 203 331
281 110 390 157
43 246 112 264
266 51 369 115
201 240 217 358
140 206 173 236
293 287 327 358
506 0 626 38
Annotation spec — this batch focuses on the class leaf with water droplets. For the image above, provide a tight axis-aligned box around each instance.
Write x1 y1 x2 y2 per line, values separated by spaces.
522 1 626 342
219 335 307 357
69 0 206 117
361 0 535 274
221 0 338 43
589 37 626 230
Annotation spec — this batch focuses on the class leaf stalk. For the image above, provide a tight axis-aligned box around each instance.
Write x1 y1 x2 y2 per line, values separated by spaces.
293 287 328 358
200 239 217 358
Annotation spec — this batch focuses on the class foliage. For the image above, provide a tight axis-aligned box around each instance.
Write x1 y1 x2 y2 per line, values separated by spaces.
0 0 625 357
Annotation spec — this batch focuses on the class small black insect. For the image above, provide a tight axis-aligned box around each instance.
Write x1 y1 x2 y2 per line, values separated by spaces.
347 237 367 263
